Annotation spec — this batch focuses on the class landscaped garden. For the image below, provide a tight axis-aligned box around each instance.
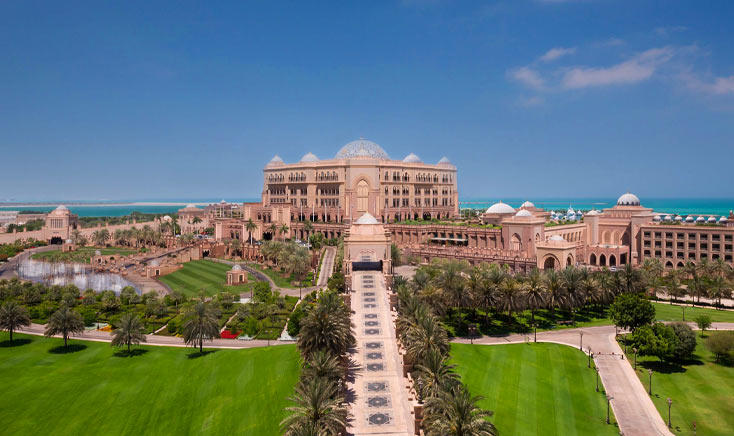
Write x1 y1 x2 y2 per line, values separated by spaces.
623 332 734 436
451 342 619 436
158 259 256 297
0 332 299 436
652 302 734 323
31 247 138 263
248 262 313 289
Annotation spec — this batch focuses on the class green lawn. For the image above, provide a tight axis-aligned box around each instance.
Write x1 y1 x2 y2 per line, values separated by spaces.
451 343 619 436
652 302 734 323
32 247 138 263
249 263 313 289
0 333 299 436
628 333 734 436
158 260 256 298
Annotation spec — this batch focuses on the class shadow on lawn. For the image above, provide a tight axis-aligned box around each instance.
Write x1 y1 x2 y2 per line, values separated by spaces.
114 349 149 358
49 344 87 354
187 350 218 359
0 338 33 348
638 356 703 374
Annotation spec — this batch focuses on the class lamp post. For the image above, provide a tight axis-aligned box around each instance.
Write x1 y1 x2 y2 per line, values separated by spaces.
606 395 613 424
667 398 672 428
648 369 653 395
533 323 537 343
633 348 638 370
595 366 600 392
580 331 584 350
588 347 592 368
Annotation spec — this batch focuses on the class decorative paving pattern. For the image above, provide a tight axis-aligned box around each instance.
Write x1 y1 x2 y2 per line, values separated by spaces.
363 284 374 288
365 341 383 349
367 396 391 408
366 381 389 392
363 292 375 296
364 313 378 319
366 352 384 360
364 320 379 327
365 328 380 335
366 363 385 372
363 304 377 308
367 412 391 426
363 297 376 302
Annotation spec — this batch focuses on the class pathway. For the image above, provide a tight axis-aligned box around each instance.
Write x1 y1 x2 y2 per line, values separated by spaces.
317 246 336 287
345 271 413 436
453 322 734 436
18 322 294 349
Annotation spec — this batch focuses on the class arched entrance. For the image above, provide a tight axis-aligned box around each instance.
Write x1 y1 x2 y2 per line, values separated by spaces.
589 253 597 265
263 232 273 241
50 237 63 245
567 255 574 267
543 256 557 270
599 254 607 266
356 180 369 213
609 255 617 267
510 233 522 251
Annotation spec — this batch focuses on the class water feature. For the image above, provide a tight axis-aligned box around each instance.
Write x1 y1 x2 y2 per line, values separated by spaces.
17 259 140 294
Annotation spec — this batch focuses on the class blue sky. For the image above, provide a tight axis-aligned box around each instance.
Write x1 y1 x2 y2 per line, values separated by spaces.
1 0 733 201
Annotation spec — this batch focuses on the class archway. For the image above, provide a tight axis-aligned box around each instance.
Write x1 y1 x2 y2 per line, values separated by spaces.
567 255 574 267
510 233 522 251
543 256 558 270
665 260 673 269
263 232 273 241
599 254 607 266
609 254 617 267
676 261 684 269
356 180 369 213
620 253 627 265
50 237 63 245
589 253 597 265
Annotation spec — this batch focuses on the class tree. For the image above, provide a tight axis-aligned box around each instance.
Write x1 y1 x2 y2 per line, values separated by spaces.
391 243 402 267
668 322 696 360
0 301 31 342
245 218 257 245
664 272 687 304
281 378 347 436
422 385 497 436
695 314 712 336
111 313 146 353
301 350 344 386
629 323 678 361
297 291 354 358
497 278 524 319
523 269 546 325
704 331 734 363
405 314 450 363
414 349 460 400
433 260 467 321
44 305 85 348
608 293 655 332
182 302 221 352
279 224 289 241
120 286 137 305
543 269 567 316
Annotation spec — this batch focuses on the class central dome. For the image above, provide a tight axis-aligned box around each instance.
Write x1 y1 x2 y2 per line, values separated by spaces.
617 192 640 206
335 139 389 159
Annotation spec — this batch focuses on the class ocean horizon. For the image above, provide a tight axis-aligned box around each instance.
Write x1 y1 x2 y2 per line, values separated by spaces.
1 197 733 218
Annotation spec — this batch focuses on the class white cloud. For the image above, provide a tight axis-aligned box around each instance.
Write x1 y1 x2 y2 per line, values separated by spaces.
508 66 545 90
561 47 673 89
681 73 734 96
539 47 576 62
518 96 545 107
596 37 626 47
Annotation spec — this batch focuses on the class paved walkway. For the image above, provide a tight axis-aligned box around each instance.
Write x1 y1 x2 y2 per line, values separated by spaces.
317 247 336 287
18 322 294 349
345 271 413 436
453 322 734 436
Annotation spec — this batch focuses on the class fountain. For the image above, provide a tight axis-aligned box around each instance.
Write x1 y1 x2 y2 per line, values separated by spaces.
17 259 140 294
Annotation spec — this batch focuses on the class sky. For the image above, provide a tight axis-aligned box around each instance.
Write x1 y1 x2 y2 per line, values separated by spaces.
1 0 733 201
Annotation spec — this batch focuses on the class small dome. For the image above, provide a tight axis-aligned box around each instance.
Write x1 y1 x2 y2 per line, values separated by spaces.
696 216 705 222
300 152 319 163
402 153 422 163
708 216 717 223
231 264 242 271
664 215 672 221
220 200 227 204
586 209 600 216
355 212 379 225
336 139 388 159
653 215 661 221
521 201 535 209
549 235 565 242
685 216 694 222
94 250 102 256
266 155 285 167
55 205 68 211
617 192 640 206
438 156 451 164
185 203 197 209
675 216 683 222
515 210 532 217
485 202 515 214
720 217 728 223
65 239 73 244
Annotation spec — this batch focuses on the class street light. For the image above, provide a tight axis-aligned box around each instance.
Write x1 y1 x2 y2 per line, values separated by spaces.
648 369 653 395
580 331 584 350
595 366 600 392
633 348 638 370
587 347 592 368
667 398 672 428
606 395 613 424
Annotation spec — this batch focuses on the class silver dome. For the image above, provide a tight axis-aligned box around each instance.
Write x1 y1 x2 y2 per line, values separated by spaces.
335 139 388 159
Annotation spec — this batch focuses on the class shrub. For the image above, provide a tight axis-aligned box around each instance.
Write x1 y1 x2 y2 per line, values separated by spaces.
609 293 655 332
75 306 98 327
242 316 261 337
669 322 696 360
288 303 306 337
695 314 712 335
630 323 678 361
253 282 272 304
167 319 179 334
704 331 734 363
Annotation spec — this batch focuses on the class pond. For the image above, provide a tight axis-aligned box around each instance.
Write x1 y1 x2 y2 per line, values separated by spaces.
17 259 140 294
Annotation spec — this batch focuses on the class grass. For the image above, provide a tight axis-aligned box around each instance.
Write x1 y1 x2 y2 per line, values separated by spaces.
158 260 256 298
451 342 618 436
652 302 734 323
249 263 314 289
626 333 734 436
32 247 138 263
0 332 299 436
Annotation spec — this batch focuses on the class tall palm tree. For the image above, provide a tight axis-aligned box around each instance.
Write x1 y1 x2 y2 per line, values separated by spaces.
709 275 733 308
433 260 467 321
543 269 566 316
664 271 687 304
301 350 344 386
280 224 290 241
497 278 524 319
45 305 85 348
297 292 354 358
523 269 546 324
0 301 31 342
405 313 449 362
246 218 257 245
111 313 147 353
423 385 497 436
414 349 460 400
560 266 584 310
281 378 348 436
268 223 278 240
182 302 221 353
618 263 646 294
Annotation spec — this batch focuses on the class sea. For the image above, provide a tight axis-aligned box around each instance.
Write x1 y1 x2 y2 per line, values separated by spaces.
1 197 733 218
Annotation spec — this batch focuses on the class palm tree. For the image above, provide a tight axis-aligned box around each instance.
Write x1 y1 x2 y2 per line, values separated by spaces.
45 305 85 348
301 350 344 386
297 292 354 358
280 224 290 241
497 278 524 319
281 378 347 436
405 313 449 362
182 302 221 353
618 263 646 294
0 301 31 342
664 271 687 304
414 349 460 400
268 223 278 240
709 275 733 308
433 260 467 321
246 218 257 245
111 313 147 353
543 269 566 316
523 269 546 324
423 385 497 436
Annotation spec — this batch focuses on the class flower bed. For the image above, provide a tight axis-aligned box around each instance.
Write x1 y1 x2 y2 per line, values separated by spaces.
220 330 242 339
